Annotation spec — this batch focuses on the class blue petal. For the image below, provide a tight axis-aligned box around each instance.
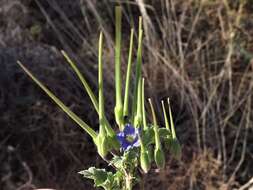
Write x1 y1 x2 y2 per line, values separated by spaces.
117 132 126 144
117 131 125 138
124 143 133 151
116 124 142 151
122 141 131 151
123 124 135 135
132 139 140 148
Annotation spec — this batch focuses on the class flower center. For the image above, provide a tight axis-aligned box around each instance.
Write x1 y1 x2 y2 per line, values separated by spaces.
126 134 135 143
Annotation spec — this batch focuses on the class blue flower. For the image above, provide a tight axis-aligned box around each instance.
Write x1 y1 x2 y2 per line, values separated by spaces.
117 124 140 151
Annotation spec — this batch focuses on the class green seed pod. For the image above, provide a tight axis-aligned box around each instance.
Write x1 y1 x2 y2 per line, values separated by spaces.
134 76 143 128
114 7 124 130
167 98 182 160
148 98 166 169
154 148 165 169
96 134 108 158
140 150 151 173
170 138 182 160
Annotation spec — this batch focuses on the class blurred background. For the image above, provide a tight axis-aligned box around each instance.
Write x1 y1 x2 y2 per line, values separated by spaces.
0 0 253 189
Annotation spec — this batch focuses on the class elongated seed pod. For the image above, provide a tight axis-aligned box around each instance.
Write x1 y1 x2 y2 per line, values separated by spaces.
140 150 151 173
154 148 165 169
148 98 165 169
114 6 124 129
168 98 181 160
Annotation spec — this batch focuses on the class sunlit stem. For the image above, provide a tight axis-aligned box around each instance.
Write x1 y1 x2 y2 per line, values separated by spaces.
17 61 97 139
138 133 145 150
115 6 124 129
125 175 133 190
134 76 142 127
161 100 170 132
148 98 161 148
123 28 134 117
131 17 143 122
61 50 114 136
167 98 177 139
142 78 147 130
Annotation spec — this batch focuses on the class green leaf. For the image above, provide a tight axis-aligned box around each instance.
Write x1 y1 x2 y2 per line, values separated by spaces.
113 171 123 188
79 167 108 187
79 167 121 190
17 61 97 140
110 156 123 169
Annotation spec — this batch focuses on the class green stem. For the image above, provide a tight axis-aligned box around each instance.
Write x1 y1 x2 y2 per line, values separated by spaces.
140 173 146 190
125 175 132 190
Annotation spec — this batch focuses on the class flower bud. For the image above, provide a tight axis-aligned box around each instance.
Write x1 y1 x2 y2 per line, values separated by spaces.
140 150 151 173
154 148 165 169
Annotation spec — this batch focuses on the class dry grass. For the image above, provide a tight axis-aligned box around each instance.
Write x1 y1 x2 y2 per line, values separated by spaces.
1 0 253 189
